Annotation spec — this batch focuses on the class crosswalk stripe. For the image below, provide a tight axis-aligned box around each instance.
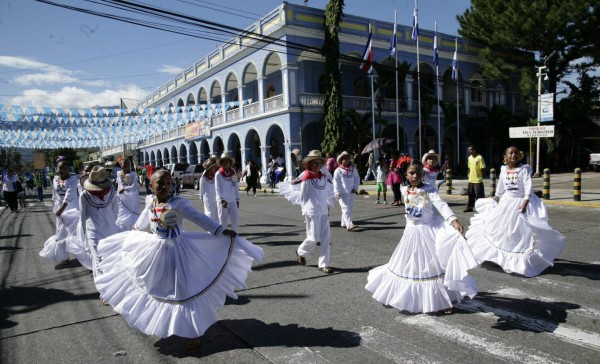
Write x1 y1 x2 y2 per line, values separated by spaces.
523 277 600 296
455 300 600 351
258 346 329 363
351 326 446 363
397 315 560 363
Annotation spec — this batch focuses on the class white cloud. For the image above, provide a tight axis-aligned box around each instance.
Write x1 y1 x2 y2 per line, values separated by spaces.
0 56 57 71
9 85 148 108
12 70 79 85
158 65 185 75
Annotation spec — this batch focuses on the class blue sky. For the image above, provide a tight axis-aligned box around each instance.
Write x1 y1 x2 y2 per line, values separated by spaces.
0 0 471 108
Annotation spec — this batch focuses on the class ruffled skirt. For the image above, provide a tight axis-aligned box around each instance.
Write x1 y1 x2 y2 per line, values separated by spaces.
94 230 263 338
116 193 141 231
39 209 79 262
278 181 302 205
366 216 478 313
465 195 564 277
66 220 93 270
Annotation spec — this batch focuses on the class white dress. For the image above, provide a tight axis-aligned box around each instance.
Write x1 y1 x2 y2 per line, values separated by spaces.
199 172 218 221
94 196 263 338
465 164 564 277
366 184 478 313
115 170 141 230
67 182 93 269
40 176 80 261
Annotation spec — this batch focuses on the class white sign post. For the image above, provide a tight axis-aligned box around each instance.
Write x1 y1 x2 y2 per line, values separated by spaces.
509 126 555 138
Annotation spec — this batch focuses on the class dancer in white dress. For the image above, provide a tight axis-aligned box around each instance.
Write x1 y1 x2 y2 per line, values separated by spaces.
333 151 360 231
94 170 263 341
80 166 122 277
366 160 478 314
40 156 80 269
115 158 141 230
67 163 95 270
215 153 240 232
199 157 219 221
465 146 565 277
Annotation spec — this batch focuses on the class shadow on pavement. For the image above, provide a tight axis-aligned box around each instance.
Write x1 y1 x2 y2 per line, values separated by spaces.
225 293 310 306
541 259 600 280
154 318 360 358
251 260 299 271
0 234 33 241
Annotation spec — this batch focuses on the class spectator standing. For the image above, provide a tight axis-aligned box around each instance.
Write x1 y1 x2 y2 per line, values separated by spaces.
464 145 486 212
1 167 20 212
35 172 45 202
364 152 376 181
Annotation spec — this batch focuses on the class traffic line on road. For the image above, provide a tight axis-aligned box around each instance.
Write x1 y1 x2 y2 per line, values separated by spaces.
397 315 560 364
256 346 330 364
455 299 600 352
351 326 446 364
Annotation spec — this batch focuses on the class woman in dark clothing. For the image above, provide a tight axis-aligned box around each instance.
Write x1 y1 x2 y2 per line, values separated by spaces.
242 159 260 196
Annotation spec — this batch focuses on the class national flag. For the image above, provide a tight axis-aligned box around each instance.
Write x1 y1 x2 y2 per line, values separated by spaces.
389 15 397 58
433 22 439 66
360 24 374 74
411 0 419 41
451 41 458 82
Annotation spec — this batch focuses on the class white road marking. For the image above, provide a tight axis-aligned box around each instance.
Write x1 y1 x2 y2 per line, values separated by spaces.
262 346 329 364
523 277 600 296
398 315 561 364
455 299 600 352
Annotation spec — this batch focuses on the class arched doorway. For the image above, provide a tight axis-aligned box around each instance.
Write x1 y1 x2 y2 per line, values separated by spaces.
179 144 188 164
227 133 242 170
188 142 198 164
200 139 211 161
244 129 262 169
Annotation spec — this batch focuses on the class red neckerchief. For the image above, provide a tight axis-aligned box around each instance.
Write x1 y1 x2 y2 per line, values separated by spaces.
424 165 436 172
338 164 352 175
302 169 322 181
218 167 234 177
203 171 215 181
89 188 111 201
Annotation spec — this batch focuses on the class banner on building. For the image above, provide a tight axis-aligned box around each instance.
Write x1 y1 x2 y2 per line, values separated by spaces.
184 120 210 140
34 153 46 169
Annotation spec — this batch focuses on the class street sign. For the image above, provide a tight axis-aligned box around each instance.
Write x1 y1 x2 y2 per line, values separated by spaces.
540 93 554 122
509 125 555 138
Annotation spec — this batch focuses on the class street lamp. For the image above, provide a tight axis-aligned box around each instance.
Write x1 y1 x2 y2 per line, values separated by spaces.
535 65 549 177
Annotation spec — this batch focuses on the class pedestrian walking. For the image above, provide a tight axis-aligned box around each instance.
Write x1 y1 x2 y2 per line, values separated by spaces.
242 159 259 196
366 159 478 314
364 151 376 181
34 171 45 202
93 170 262 346
387 152 402 206
465 146 565 277
215 152 240 232
375 157 388 204
464 145 486 212
333 151 360 231
1 167 20 212
199 157 219 221
437 155 451 190
16 180 26 209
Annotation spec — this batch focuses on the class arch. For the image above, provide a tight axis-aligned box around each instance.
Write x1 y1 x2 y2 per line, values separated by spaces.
263 52 283 99
296 49 325 63
263 52 282 76
302 120 325 152
168 102 174 114
186 92 195 106
244 129 262 169
200 139 211 161
150 150 156 166
188 142 199 164
227 133 242 169
242 62 259 104
144 151 149 165
179 144 187 164
266 123 285 161
225 72 239 102
213 136 224 156
469 71 486 105
210 80 222 104
163 147 170 164
177 98 185 109
156 150 163 167
197 87 208 105
170 146 177 164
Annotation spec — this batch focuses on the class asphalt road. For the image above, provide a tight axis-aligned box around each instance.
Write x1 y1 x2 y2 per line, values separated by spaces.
1 187 599 363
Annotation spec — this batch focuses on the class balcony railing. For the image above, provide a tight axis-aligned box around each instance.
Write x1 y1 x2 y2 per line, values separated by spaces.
243 101 260 117
226 108 240 122
264 94 284 112
213 114 224 126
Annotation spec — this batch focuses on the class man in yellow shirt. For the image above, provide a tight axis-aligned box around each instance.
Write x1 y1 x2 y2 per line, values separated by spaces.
464 145 486 212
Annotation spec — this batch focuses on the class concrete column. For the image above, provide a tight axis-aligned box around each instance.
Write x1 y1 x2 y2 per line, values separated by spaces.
240 147 248 171
283 141 301 181
259 145 270 183
237 85 245 119
221 92 227 123
258 76 265 113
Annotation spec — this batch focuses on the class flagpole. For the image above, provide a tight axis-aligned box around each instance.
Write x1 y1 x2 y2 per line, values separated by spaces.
455 38 460 166
394 10 399 152
435 22 441 156
371 74 376 144
415 0 422 157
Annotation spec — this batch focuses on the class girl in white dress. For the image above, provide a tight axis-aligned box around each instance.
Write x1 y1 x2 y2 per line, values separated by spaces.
199 157 219 221
465 146 565 277
115 158 141 230
67 163 95 270
366 160 478 314
40 157 80 269
94 170 263 343
79 166 122 277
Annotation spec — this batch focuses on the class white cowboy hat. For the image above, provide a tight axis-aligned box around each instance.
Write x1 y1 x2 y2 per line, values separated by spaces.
302 150 327 166
336 151 353 164
83 166 112 191
202 157 218 170
217 152 235 166
421 150 440 164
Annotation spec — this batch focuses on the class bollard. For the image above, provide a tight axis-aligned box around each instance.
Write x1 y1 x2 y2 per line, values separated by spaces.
573 168 581 201
543 168 550 200
489 168 497 197
445 169 452 195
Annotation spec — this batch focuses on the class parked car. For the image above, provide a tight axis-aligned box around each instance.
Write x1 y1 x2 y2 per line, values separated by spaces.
164 163 189 179
590 152 600 172
181 164 205 189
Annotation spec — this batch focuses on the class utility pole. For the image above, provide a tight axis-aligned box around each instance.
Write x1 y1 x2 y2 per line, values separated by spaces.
535 65 547 177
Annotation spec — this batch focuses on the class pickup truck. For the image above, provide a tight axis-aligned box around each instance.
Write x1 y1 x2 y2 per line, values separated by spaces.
590 153 600 172
180 164 204 189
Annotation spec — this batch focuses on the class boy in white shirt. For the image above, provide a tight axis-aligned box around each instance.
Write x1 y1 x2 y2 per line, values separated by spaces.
375 157 388 204
215 153 240 232
199 157 219 221
333 151 360 231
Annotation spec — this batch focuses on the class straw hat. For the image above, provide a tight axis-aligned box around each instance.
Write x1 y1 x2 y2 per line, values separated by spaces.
217 152 235 166
202 157 218 170
421 150 440 164
302 150 327 165
336 151 353 164
83 166 112 191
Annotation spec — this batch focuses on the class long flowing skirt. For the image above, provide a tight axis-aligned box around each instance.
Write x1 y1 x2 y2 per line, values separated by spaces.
465 195 564 277
66 220 93 270
94 230 263 338
366 216 478 313
39 209 79 261
116 192 141 231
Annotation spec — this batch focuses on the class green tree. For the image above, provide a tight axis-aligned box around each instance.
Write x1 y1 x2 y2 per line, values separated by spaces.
320 0 345 155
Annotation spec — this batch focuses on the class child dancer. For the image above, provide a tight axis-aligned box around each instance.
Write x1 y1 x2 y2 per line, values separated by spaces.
199 157 219 221
116 158 141 230
465 146 565 277
333 151 360 231
422 150 440 188
94 170 262 343
215 153 240 232
366 160 477 314
79 166 122 277
283 150 335 274
40 156 80 269
375 157 388 204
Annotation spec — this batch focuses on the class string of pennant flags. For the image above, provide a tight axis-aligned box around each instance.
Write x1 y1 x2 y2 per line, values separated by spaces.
0 100 250 149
